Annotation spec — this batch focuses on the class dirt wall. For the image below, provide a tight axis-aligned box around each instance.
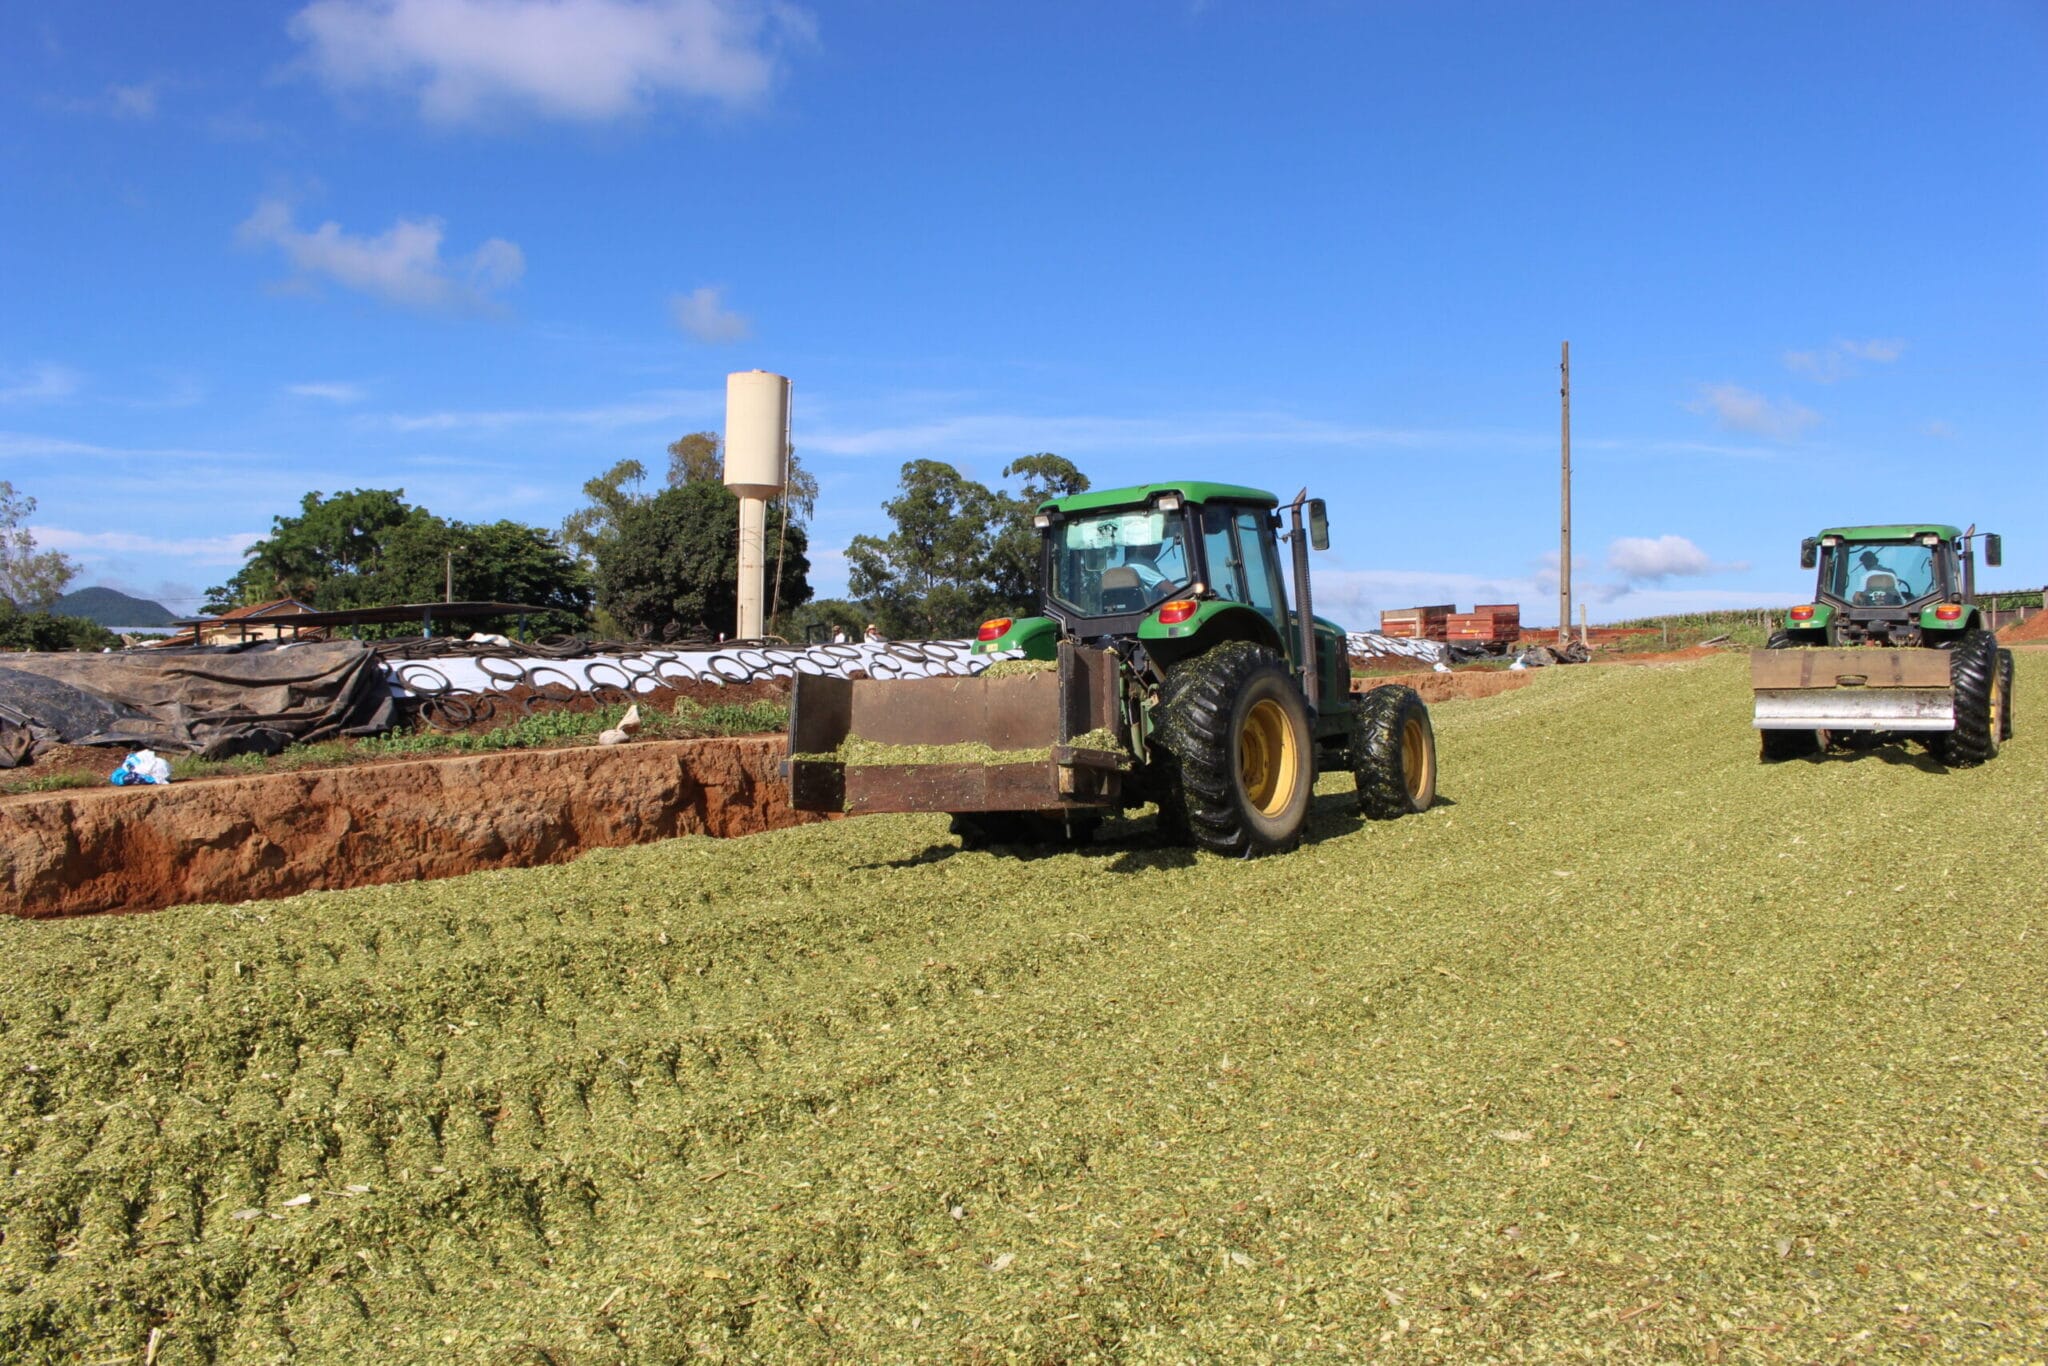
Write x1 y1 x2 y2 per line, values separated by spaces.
1 736 822 920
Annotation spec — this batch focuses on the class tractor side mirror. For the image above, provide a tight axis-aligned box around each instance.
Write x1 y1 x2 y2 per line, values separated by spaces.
1984 533 2002 568
1799 538 1818 570
1307 499 1329 551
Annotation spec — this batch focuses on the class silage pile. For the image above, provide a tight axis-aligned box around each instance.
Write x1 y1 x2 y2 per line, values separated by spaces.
1 658 2044 1361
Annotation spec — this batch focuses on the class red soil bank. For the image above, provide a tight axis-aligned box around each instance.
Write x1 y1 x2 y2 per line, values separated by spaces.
1 736 824 920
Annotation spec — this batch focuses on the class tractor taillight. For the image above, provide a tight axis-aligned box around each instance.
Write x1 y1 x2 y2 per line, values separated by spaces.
1790 605 1816 621
1157 600 1199 625
1934 604 1963 621
977 617 1013 641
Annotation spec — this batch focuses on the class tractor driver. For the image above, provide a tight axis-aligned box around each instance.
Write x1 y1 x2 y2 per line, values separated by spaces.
1853 548 1905 603
1121 529 1189 593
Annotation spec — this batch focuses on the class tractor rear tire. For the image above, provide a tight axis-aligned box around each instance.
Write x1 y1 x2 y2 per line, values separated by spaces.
1759 631 1825 761
1997 648 2015 742
1155 641 1314 857
1352 684 1437 819
1934 629 1999 766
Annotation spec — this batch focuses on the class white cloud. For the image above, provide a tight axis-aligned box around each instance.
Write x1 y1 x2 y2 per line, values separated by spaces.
1687 384 1819 441
1920 419 1956 440
1605 534 1748 584
290 0 815 123
1839 337 1904 363
670 286 752 343
29 526 264 565
238 197 524 312
0 364 83 404
109 81 162 118
287 381 368 403
1784 337 1905 383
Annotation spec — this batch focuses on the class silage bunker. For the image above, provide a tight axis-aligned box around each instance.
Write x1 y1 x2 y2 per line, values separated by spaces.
0 736 825 918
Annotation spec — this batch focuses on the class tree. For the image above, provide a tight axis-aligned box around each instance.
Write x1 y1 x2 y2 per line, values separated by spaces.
206 488 416 608
595 481 810 640
369 515 592 635
845 455 1089 638
666 432 723 488
667 430 820 525
845 460 1007 639
0 598 118 651
0 481 81 610
205 489 590 634
986 454 1090 612
559 460 648 567
782 597 866 645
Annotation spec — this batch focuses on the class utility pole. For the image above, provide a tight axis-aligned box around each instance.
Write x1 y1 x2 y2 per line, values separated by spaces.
444 547 462 603
1558 341 1572 647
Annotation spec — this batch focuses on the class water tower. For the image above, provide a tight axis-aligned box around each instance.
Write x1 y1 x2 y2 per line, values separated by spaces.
723 370 790 640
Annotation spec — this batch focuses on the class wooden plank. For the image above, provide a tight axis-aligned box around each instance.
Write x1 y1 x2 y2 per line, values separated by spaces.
841 762 1117 814
842 671 1058 749
1749 647 1952 690
787 675 853 756
785 758 846 812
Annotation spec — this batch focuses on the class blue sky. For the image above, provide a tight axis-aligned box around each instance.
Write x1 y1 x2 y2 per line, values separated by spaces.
3 0 2043 627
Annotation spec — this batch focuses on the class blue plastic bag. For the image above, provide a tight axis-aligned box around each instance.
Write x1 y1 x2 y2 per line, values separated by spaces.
110 750 172 786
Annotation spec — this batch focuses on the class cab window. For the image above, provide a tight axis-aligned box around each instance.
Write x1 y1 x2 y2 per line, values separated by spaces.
1233 507 1286 625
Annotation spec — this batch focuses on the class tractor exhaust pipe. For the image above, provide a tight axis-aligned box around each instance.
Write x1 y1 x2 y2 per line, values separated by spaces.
1286 490 1320 713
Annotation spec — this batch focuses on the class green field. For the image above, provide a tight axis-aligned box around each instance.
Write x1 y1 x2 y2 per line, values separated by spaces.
3 654 2043 1362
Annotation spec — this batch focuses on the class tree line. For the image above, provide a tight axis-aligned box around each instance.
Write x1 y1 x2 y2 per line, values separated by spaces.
10 441 1090 648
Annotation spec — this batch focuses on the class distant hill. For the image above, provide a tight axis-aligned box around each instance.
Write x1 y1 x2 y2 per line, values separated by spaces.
51 585 177 627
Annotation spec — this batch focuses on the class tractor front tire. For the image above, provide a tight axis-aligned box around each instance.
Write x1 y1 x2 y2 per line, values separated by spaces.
1935 629 1999 766
1156 641 1314 857
1352 684 1437 819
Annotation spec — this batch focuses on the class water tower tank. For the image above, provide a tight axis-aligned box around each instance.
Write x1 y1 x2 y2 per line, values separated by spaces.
724 371 789 497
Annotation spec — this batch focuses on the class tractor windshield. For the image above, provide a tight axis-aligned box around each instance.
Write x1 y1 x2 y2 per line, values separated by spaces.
1821 540 1937 606
1047 507 1195 618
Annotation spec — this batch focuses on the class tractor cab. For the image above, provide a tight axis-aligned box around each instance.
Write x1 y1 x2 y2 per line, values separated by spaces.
978 482 1350 714
1788 524 2002 646
1034 484 1295 645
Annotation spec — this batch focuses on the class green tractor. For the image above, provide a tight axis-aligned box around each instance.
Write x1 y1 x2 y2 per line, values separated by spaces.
787 481 1437 855
1752 523 2014 765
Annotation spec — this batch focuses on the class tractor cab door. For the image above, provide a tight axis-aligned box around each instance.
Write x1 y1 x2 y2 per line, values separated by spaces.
1198 502 1300 668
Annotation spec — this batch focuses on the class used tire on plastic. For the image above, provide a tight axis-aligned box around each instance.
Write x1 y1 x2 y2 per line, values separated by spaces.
1351 684 1437 819
1155 641 1314 857
1934 629 1999 766
1758 630 1824 762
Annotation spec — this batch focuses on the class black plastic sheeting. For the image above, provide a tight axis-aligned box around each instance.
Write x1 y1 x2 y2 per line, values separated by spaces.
0 640 397 767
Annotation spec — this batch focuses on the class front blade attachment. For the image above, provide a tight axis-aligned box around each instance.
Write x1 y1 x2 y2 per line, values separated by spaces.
786 643 1129 815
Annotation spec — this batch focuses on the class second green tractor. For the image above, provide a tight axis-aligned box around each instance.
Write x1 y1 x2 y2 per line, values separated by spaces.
788 481 1437 856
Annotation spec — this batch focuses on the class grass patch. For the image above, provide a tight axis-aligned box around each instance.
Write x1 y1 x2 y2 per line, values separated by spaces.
1 657 2043 1360
802 737 1053 766
980 659 1058 679
0 769 98 795
1601 607 1780 651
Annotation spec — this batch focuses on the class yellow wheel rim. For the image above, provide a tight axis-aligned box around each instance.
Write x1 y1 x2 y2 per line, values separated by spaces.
1239 697 1299 818
1401 715 1434 804
1990 668 2004 749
